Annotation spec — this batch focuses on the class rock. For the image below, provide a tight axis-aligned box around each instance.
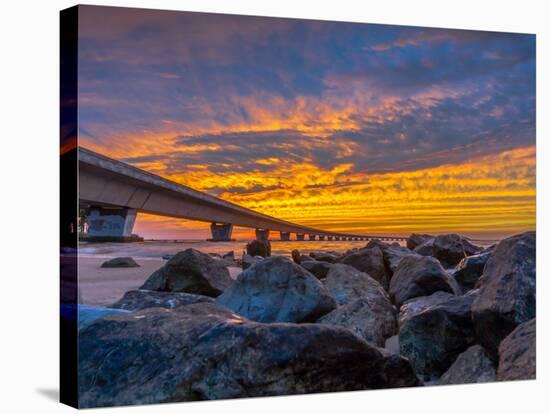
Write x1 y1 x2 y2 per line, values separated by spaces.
497 318 536 381
78 302 413 407
454 250 492 292
216 256 336 323
76 304 130 330
110 289 214 311
379 351 423 388
399 292 478 378
309 251 341 263
384 335 399 355
439 345 496 385
222 251 235 261
246 239 271 257
433 234 481 267
472 232 536 352
407 233 434 250
300 260 333 279
291 249 302 264
398 291 456 327
318 295 397 347
323 263 387 306
100 257 140 268
242 254 262 270
366 239 391 250
140 248 233 297
338 246 390 290
413 239 435 257
383 246 420 276
389 255 459 307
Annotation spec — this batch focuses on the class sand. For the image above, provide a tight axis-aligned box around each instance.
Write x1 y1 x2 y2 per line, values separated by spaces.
78 256 242 306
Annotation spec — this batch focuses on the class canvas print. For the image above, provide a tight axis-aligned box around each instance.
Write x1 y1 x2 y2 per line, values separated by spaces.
60 5 536 408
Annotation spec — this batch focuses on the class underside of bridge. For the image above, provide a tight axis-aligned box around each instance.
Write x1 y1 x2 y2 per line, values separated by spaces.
77 147 407 243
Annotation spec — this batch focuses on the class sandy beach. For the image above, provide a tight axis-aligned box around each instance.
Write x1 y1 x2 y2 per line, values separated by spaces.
78 256 242 306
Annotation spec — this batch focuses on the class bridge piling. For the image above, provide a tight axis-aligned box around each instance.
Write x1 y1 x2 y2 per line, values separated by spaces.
85 206 139 242
255 228 270 241
296 233 305 241
308 234 316 241
208 222 234 241
280 231 291 241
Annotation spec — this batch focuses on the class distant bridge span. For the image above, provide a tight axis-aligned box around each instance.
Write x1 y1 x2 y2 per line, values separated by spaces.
78 147 407 242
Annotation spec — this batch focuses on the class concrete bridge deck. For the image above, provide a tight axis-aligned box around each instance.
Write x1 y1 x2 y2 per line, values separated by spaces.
78 147 408 242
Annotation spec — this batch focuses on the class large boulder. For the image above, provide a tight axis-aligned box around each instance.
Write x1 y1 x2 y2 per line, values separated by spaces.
242 254 262 270
433 234 481 267
323 263 387 306
366 239 391 250
454 250 493 292
413 239 435 257
318 294 397 347
472 232 536 352
140 249 232 297
439 345 496 385
338 246 389 290
101 257 140 268
383 246 420 276
309 251 341 263
407 233 434 250
497 318 536 381
216 256 336 323
399 291 478 379
110 289 213 311
398 291 456 327
246 239 271 257
389 255 460 307
74 304 130 330
78 302 417 407
300 260 333 280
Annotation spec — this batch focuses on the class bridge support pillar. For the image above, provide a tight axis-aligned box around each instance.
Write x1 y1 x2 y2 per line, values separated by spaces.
327 236 333 241
308 234 316 241
255 228 270 241
209 223 234 241
280 231 291 241
296 233 305 241
318 235 326 241
86 206 141 242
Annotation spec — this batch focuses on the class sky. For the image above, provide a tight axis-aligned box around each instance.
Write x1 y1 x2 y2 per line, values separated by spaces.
77 5 536 240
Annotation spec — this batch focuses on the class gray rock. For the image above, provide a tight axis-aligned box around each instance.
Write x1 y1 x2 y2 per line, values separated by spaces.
366 239 391 250
216 256 336 323
338 246 390 290
497 318 536 381
472 232 536 352
78 302 415 407
433 234 481 267
300 260 333 279
110 289 214 311
140 249 233 297
454 250 492 292
242 254 262 270
383 246 420 276
389 255 460 307
77 305 130 330
101 257 140 268
384 335 400 355
399 292 478 378
246 239 271 257
398 291 456 327
413 239 435 257
222 251 235 261
439 345 496 385
323 263 387 306
407 233 434 250
309 251 341 263
318 295 397 347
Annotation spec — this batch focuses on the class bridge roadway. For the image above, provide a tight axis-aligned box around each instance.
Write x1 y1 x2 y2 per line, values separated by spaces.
78 147 408 243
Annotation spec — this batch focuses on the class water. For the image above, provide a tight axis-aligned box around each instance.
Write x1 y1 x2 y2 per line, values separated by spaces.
77 239 392 259
78 237 498 260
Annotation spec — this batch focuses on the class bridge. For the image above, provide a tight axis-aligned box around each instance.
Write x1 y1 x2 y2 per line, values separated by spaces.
78 147 407 243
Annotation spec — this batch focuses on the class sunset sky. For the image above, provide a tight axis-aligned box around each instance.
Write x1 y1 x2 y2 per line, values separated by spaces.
77 6 536 240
